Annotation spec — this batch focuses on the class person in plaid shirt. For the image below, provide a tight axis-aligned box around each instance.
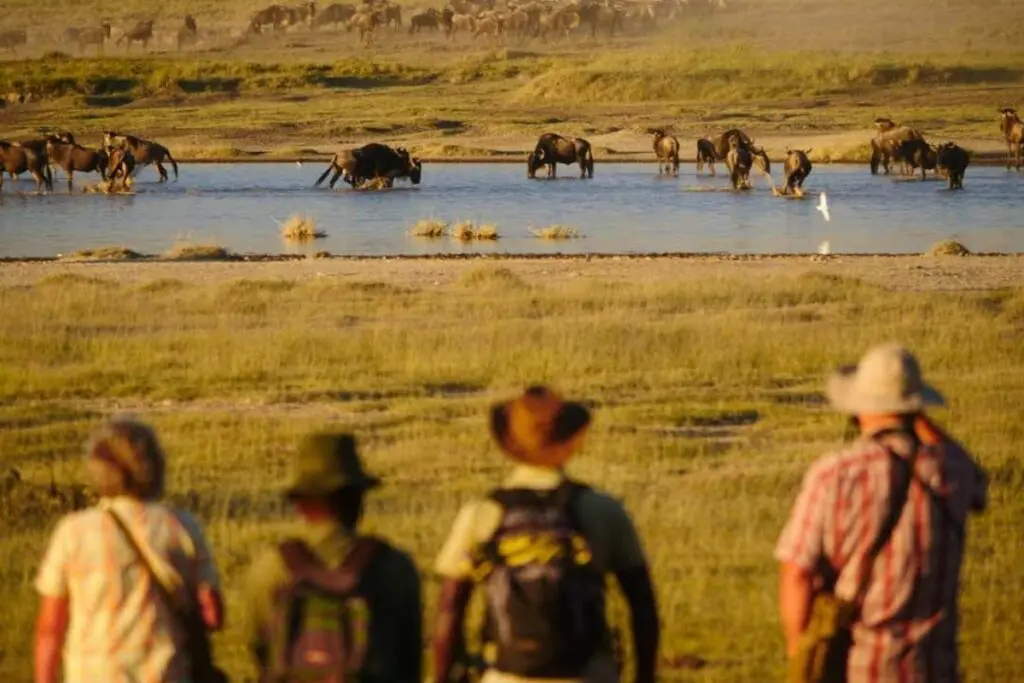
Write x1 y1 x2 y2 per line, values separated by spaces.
776 343 987 683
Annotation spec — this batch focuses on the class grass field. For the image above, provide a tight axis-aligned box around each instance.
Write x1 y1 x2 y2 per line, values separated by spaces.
2 0 1023 160
1 257 1022 681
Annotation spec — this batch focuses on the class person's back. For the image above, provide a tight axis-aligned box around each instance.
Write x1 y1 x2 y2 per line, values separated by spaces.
34 418 222 683
777 344 987 683
243 432 422 683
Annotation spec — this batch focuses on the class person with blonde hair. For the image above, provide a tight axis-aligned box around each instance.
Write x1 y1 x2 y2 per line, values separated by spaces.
34 416 224 683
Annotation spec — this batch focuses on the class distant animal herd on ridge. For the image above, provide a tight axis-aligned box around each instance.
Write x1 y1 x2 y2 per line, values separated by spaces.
2 108 1021 195
0 0 725 56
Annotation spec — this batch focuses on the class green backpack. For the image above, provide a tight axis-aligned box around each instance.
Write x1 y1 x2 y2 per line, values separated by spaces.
267 538 380 683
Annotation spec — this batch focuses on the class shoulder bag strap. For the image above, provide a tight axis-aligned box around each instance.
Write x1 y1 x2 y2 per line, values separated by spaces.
106 507 190 615
279 537 381 597
850 427 920 606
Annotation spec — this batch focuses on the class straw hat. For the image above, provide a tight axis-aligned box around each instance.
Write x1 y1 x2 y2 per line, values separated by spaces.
284 433 381 499
826 343 945 415
489 386 591 468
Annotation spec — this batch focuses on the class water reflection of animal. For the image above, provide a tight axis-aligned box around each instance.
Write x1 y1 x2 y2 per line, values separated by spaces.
526 133 594 179
314 143 422 189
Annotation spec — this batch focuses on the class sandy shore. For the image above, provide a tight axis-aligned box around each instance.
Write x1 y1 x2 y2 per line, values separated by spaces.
3 254 1022 291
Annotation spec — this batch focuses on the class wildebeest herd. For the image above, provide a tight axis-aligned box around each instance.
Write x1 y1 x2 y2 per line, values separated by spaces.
1 108 1019 196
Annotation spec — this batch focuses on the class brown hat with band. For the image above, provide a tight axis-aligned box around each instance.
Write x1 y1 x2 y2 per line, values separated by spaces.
489 385 591 468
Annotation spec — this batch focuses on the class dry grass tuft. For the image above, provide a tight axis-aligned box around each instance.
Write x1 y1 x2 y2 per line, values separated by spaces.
451 221 501 241
163 241 236 261
409 219 449 238
530 225 583 240
280 214 326 242
926 239 971 257
460 266 527 289
62 246 143 261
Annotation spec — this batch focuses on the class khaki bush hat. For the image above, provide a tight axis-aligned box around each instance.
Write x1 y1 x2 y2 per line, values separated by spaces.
489 385 591 468
826 342 945 415
285 432 381 499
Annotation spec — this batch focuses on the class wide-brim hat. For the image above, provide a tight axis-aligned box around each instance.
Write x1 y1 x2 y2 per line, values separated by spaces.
285 432 381 499
489 385 591 468
826 342 945 415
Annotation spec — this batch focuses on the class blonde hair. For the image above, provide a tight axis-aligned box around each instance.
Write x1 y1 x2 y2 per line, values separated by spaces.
85 416 166 500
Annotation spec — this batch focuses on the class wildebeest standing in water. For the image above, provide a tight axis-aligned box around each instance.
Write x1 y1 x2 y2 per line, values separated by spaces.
527 133 594 179
107 148 137 190
899 139 937 181
104 132 179 182
118 20 155 51
725 134 753 190
999 107 1023 171
646 128 680 177
46 137 110 193
9 137 56 187
695 137 716 176
0 142 53 193
869 117 924 175
936 142 969 190
0 29 28 55
779 149 812 196
315 143 422 189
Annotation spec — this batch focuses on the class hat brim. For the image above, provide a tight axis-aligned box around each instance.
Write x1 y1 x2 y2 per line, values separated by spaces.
490 401 591 467
826 364 945 415
284 473 382 500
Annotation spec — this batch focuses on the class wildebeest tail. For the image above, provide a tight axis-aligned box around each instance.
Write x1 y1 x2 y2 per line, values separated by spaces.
315 157 337 186
167 149 179 180
585 145 594 178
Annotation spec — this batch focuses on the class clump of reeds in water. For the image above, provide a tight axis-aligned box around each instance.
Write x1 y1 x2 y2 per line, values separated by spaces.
280 214 327 242
164 241 236 261
530 225 583 240
451 221 500 241
409 219 449 238
63 246 143 261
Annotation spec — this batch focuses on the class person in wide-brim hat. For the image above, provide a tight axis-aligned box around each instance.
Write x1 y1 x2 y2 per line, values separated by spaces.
825 341 945 415
489 385 591 468
284 432 382 500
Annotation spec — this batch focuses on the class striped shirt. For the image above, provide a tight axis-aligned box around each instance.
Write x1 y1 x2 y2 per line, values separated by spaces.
775 426 987 683
35 496 221 683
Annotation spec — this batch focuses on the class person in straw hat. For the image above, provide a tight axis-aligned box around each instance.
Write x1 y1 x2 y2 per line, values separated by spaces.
776 343 987 683
242 431 422 683
432 385 660 683
34 416 224 683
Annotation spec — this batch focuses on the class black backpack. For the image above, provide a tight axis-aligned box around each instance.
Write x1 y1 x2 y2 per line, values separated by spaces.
266 538 380 683
476 480 608 678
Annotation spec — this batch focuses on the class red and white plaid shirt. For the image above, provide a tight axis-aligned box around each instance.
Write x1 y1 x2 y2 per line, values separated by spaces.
776 426 987 683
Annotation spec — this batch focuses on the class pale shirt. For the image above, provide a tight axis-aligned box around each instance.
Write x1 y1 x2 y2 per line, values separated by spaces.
35 496 221 683
435 464 647 683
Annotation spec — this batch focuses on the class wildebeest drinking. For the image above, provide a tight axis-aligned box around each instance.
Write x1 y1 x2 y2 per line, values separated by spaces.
315 143 422 189
526 133 594 179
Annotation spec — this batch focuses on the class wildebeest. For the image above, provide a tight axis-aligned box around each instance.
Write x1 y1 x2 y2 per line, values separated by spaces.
46 137 110 193
780 149 812 196
347 10 383 43
0 29 28 55
936 142 969 190
107 147 136 190
710 128 753 161
899 139 937 180
104 132 178 182
68 23 111 55
314 2 357 28
291 1 319 26
725 134 752 190
250 5 293 33
870 120 925 175
646 128 679 177
526 133 594 179
382 3 402 28
749 143 770 176
118 20 154 51
578 0 623 38
408 8 440 33
999 107 1022 171
177 15 199 49
315 143 422 188
696 137 717 176
0 141 53 193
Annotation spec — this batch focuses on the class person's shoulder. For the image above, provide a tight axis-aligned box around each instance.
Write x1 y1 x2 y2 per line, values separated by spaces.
807 439 885 481
365 537 421 583
571 482 633 521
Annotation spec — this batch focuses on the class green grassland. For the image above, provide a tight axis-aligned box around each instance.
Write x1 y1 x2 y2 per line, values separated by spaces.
1 0 1023 158
1 260 1023 681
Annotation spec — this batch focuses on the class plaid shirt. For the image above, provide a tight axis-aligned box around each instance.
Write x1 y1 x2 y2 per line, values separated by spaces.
35 496 221 683
776 428 987 683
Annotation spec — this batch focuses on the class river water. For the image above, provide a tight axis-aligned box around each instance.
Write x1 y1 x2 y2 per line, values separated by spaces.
0 162 1021 257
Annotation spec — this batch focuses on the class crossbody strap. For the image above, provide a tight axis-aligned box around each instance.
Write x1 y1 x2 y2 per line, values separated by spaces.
278 537 380 596
106 507 190 616
850 427 920 606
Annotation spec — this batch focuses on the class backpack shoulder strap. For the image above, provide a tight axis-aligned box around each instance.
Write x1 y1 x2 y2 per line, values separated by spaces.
278 537 381 597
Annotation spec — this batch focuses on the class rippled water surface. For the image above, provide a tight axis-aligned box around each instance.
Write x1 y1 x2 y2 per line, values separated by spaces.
1 162 1022 257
